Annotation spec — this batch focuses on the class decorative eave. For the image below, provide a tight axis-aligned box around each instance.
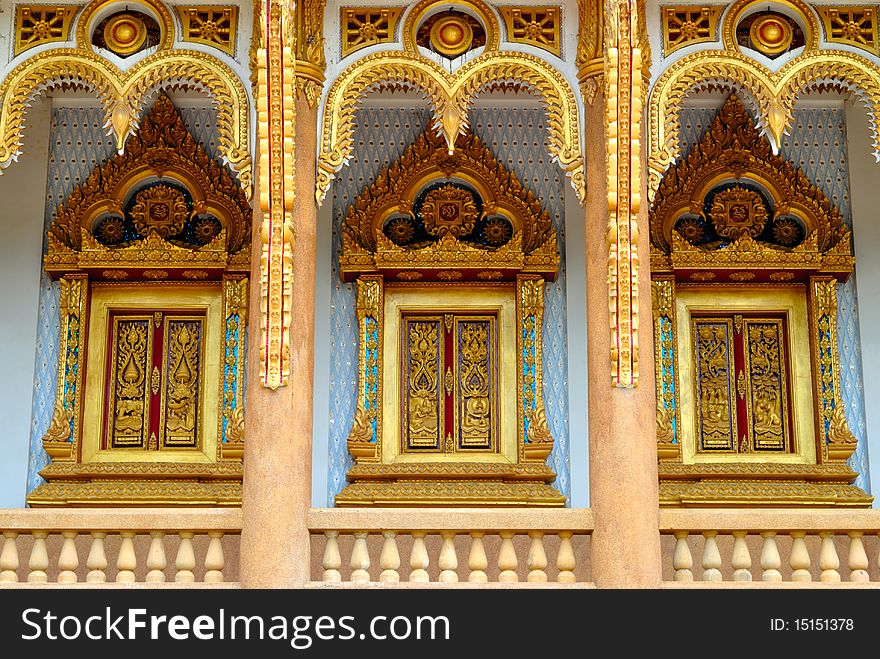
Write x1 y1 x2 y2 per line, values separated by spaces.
44 228 249 280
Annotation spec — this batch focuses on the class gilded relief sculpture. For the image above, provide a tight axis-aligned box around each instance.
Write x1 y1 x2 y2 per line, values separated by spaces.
335 127 564 506
28 94 251 506
650 94 870 506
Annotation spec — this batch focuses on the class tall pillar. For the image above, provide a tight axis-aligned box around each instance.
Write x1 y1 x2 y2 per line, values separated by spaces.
240 99 318 587
240 0 323 587
580 0 661 587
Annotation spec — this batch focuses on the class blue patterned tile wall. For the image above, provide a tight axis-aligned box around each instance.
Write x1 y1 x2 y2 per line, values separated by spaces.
679 105 870 491
326 104 571 504
26 104 221 494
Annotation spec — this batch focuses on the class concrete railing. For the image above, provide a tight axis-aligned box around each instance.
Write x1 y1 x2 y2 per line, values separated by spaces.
660 509 880 586
0 508 241 587
307 508 594 587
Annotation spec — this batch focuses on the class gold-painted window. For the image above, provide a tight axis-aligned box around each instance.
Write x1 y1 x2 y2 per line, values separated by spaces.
104 310 207 451
401 312 498 454
692 312 793 454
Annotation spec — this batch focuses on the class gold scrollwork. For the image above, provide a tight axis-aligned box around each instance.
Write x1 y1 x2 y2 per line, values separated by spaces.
605 0 642 387
256 0 296 389
348 276 384 461
652 277 680 460
650 95 852 263
42 275 88 460
518 275 554 461
648 49 880 202
810 277 857 463
317 50 584 205
294 0 328 107
0 48 252 194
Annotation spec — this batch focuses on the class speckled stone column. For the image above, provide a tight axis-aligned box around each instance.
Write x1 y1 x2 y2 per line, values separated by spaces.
584 92 662 587
241 98 318 587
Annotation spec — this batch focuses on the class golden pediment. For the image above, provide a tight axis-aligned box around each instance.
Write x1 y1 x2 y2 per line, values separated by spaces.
46 92 251 277
340 127 558 282
650 94 852 278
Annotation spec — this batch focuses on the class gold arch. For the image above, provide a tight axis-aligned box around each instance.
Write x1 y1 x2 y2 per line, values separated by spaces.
317 50 584 204
0 48 251 196
76 0 176 51
648 48 880 201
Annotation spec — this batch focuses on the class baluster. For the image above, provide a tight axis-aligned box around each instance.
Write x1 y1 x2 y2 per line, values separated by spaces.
409 531 429 583
379 531 400 583
701 531 722 582
731 531 752 582
322 531 342 582
350 532 371 583
438 532 458 583
146 531 167 583
116 531 137 583
28 531 49 583
86 532 108 583
847 532 869 583
57 531 79 584
527 532 547 583
498 532 518 583
0 532 19 583
468 532 488 583
175 531 196 583
204 532 225 584
760 532 782 582
819 532 840 583
673 532 693 582
556 531 576 583
789 531 812 582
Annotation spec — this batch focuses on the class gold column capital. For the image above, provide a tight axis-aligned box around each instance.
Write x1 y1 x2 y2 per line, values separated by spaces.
294 0 327 107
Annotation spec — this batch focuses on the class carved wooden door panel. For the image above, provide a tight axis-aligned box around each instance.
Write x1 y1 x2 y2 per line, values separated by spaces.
103 309 206 452
401 312 498 454
692 312 793 454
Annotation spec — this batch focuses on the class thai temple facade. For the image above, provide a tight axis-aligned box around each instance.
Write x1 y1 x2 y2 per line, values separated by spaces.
1 0 880 588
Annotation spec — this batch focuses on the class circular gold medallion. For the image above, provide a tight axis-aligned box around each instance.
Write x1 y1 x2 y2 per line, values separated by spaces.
749 14 793 55
103 13 148 55
429 15 474 57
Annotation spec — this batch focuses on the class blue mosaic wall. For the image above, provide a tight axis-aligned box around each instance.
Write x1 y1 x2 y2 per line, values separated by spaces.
326 105 571 504
26 104 222 493
679 105 870 491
